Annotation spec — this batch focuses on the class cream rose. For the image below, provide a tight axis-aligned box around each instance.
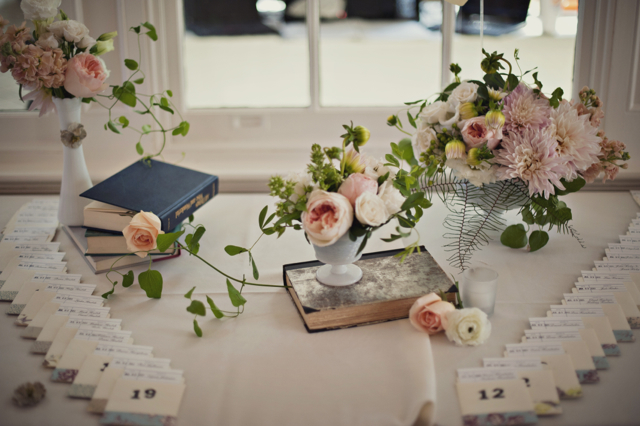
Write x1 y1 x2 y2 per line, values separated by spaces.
444 307 492 346
21 0 60 21
409 293 456 334
48 20 91 44
449 81 479 106
411 126 437 159
64 53 109 98
362 155 395 181
122 211 165 258
377 181 404 215
419 101 448 125
302 190 353 247
438 102 461 127
338 173 378 207
461 116 498 149
355 191 389 227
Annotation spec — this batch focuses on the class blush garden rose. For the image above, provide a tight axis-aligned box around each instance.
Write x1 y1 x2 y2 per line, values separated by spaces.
123 211 164 257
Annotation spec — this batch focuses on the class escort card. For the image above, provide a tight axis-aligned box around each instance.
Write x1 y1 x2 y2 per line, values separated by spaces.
595 261 640 272
18 292 103 333
608 243 640 252
522 332 598 383
0 242 60 273
482 359 561 416
69 354 166 399
4 226 57 236
547 311 620 356
620 235 640 245
0 261 68 301
575 281 640 306
562 301 634 342
506 343 582 399
52 331 135 383
526 326 607 369
581 270 632 282
455 368 537 426
0 234 52 244
31 306 111 354
7 281 94 316
571 289 640 326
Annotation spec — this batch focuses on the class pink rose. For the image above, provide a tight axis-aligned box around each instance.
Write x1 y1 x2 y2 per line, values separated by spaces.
63 52 109 98
409 293 456 334
461 116 499 149
122 211 165 258
337 173 378 207
301 190 353 247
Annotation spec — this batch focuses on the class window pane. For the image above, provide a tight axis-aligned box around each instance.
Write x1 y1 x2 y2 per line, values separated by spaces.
0 0 29 111
183 0 309 108
319 0 442 107
451 0 577 98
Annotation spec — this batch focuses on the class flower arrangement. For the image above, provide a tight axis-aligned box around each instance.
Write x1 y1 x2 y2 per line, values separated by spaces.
0 0 188 159
390 49 630 269
106 123 432 336
409 292 491 346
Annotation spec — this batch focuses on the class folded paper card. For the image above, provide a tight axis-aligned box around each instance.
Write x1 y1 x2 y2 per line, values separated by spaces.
0 261 67 300
575 280 640 306
569 290 640 327
559 302 633 342
547 310 620 356
18 291 103 332
0 242 60 273
8 279 91 316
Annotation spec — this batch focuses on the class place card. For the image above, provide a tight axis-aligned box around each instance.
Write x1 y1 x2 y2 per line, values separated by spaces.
522 331 598 383
561 301 634 342
0 242 60 273
581 270 632 282
594 261 640 272
608 243 640 252
51 330 135 383
43 319 128 368
7 279 92 315
31 306 111 354
18 291 103 334
7 272 83 313
456 368 537 425
483 358 561 416
619 235 640 245
0 261 68 300
547 310 620 356
575 280 640 306
69 354 165 399
0 234 52 244
506 343 582 399
0 254 66 286
4 226 57 237
570 289 640 328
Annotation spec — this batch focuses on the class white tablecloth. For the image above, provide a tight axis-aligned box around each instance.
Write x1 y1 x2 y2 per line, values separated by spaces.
1 191 640 426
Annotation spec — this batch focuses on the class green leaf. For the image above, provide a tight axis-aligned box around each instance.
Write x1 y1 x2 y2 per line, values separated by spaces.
190 226 206 249
156 229 185 252
404 99 423 105
133 77 144 84
160 97 169 108
102 282 116 299
180 121 189 136
484 73 505 90
529 230 549 252
107 121 120 134
142 22 158 41
142 124 151 134
224 245 247 256
136 142 143 155
122 270 134 288
407 112 417 128
184 286 196 299
381 234 403 242
138 270 163 299
124 59 138 70
193 319 202 337
186 300 206 316
122 81 136 94
118 116 129 128
500 224 528 249
189 214 194 223
157 104 174 114
397 215 415 229
384 154 400 168
226 279 247 307
521 208 534 225
258 206 268 229
132 26 141 34
401 191 425 211
167 90 173 97
250 253 259 280
398 138 418 165
206 296 224 319
555 177 585 195
506 73 519 91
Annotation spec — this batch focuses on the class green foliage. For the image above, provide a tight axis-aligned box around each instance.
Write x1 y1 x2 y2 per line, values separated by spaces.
501 224 528 248
122 270 134 287
224 245 247 256
529 230 549 252
124 59 138 70
138 270 163 299
156 229 185 252
549 88 564 108
184 286 196 299
226 279 247 307
186 300 206 316
193 319 202 337
207 296 224 319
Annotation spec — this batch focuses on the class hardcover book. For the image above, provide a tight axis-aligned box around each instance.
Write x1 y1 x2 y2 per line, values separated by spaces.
85 226 181 256
80 159 218 232
284 247 454 332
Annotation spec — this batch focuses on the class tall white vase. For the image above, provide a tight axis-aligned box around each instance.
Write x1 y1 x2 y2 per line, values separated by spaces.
53 97 93 226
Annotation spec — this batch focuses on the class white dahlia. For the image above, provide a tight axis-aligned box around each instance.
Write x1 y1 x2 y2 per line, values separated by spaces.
550 101 601 179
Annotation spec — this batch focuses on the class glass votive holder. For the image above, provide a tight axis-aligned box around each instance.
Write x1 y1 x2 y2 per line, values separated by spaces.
460 266 499 316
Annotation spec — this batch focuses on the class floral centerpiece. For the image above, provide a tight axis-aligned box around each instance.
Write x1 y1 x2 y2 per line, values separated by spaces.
0 0 189 225
389 49 630 269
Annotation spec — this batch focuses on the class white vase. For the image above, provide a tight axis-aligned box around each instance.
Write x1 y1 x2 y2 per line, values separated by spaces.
312 233 365 286
53 97 93 226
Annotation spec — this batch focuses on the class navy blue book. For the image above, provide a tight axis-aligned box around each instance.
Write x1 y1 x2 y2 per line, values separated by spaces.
80 159 218 232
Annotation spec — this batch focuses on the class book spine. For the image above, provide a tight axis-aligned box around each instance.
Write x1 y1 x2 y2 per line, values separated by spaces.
160 177 218 231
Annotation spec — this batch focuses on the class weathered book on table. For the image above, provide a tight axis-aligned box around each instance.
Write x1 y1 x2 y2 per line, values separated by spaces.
80 159 218 232
85 226 181 256
284 247 453 332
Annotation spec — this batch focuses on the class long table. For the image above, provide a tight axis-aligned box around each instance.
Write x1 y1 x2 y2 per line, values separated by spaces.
1 192 639 426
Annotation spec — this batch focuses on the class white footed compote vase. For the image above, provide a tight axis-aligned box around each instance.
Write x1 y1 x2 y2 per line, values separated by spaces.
53 97 93 226
312 233 365 286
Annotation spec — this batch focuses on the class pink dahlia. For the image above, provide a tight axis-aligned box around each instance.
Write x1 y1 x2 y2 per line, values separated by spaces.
502 83 551 134
550 101 601 179
495 128 566 199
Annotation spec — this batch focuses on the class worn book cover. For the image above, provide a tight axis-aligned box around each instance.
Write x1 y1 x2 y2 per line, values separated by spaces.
284 246 454 332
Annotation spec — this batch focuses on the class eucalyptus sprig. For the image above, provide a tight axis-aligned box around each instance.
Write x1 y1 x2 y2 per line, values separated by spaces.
88 22 189 161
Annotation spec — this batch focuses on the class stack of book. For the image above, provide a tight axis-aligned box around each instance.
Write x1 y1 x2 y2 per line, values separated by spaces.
64 159 219 273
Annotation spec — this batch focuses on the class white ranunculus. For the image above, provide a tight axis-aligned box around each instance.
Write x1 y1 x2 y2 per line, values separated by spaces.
355 191 389 227
77 35 96 50
449 81 478 106
47 19 90 44
287 171 315 203
377 181 404 215
419 101 448 125
438 102 460 127
362 155 396 181
21 0 60 21
444 308 492 346
411 126 437 159
35 31 58 48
